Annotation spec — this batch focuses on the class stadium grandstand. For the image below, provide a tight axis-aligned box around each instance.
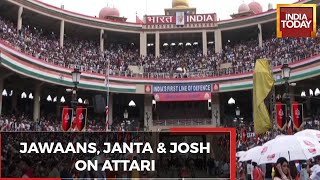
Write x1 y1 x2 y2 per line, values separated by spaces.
1 0 320 178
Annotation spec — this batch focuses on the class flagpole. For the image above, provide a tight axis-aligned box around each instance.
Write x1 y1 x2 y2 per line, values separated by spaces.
106 60 110 132
269 59 276 138
145 0 148 15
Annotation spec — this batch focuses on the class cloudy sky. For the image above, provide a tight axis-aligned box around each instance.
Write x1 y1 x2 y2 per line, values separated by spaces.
38 0 296 22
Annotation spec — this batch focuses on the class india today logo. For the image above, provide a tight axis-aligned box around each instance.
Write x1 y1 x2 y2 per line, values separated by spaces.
277 4 316 38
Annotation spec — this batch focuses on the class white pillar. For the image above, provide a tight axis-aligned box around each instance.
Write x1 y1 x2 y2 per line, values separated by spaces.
60 20 65 48
17 6 23 31
258 24 263 48
211 94 220 127
144 95 153 130
100 29 105 52
140 32 147 57
214 29 222 53
33 85 41 121
202 30 208 56
155 32 160 58
0 79 3 116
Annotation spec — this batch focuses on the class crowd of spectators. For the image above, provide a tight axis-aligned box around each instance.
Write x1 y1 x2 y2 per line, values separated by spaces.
0 114 106 132
1 16 320 78
236 113 320 152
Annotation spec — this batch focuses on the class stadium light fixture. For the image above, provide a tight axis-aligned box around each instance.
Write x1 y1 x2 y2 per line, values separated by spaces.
129 100 136 107
178 42 183 46
78 98 83 104
28 93 33 99
46 95 52 102
9 90 13 96
71 66 81 86
60 96 66 103
152 100 156 105
301 91 306 97
171 43 176 46
163 43 168 46
315 88 320 96
84 99 89 105
2 89 7 96
309 89 314 96
21 92 27 99
228 97 235 105
53 96 57 102
186 42 191 46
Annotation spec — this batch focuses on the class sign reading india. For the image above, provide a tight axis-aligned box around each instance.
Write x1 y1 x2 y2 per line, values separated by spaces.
146 14 217 24
153 83 212 93
277 4 317 38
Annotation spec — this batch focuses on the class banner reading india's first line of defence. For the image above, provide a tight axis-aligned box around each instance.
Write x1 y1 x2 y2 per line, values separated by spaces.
152 83 213 102
153 83 212 93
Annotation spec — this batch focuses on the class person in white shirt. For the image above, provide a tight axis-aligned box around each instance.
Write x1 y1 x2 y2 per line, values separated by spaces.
310 157 320 180
247 161 253 180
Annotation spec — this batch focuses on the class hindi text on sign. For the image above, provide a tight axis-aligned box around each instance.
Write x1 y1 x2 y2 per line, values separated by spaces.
146 14 216 24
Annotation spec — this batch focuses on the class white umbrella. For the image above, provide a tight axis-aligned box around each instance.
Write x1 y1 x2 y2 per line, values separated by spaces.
236 151 246 158
258 135 320 164
239 146 262 162
295 129 320 142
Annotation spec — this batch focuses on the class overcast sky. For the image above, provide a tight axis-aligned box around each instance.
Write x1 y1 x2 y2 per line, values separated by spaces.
38 0 296 22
